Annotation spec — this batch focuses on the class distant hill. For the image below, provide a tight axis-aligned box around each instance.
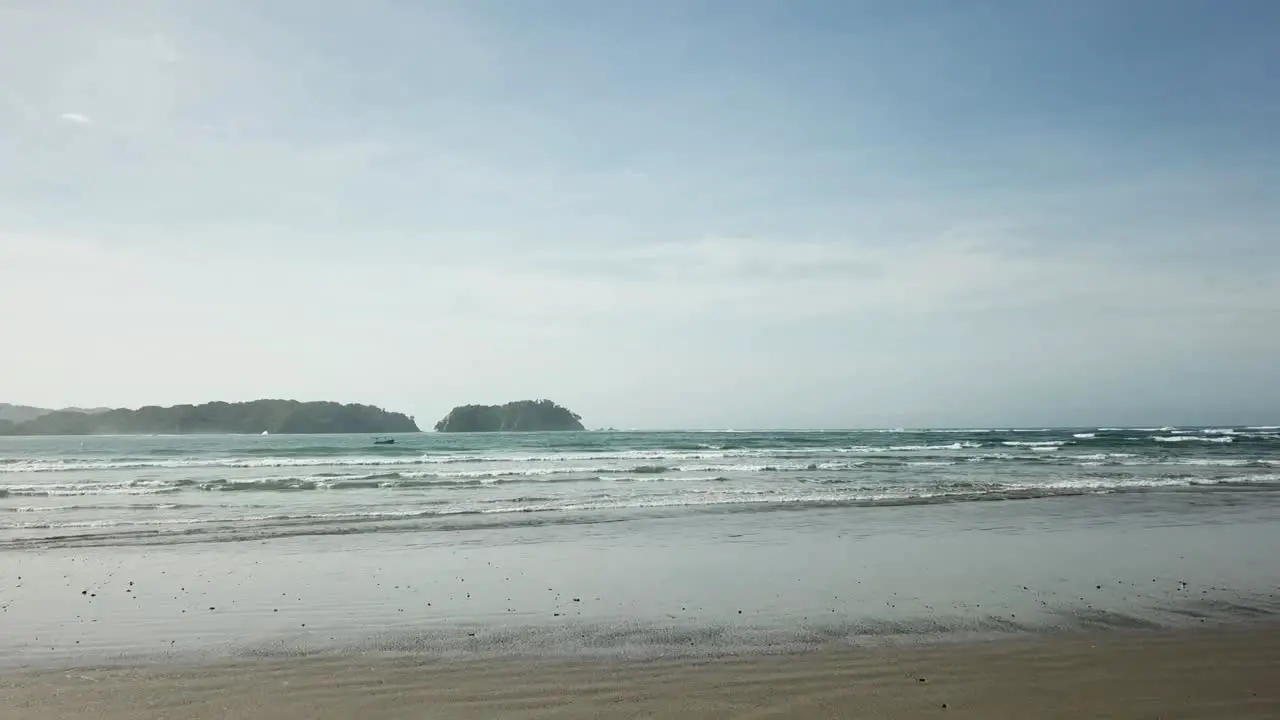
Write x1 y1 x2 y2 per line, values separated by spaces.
0 400 419 436
434 400 584 432
0 403 110 424
0 404 54 424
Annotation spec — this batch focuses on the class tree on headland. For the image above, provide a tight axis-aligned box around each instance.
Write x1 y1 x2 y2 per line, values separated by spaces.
0 400 420 436
434 399 584 432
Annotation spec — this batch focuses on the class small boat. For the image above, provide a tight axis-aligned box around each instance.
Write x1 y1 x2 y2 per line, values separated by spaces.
373 437 395 445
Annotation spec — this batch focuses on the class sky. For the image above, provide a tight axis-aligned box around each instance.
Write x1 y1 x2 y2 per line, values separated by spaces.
1 1 1277 429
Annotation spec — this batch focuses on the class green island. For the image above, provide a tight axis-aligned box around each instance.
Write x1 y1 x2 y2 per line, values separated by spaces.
433 400 584 432
0 400 419 436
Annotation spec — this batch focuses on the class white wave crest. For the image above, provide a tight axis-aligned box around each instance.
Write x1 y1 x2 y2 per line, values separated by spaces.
1072 453 1142 462
1165 458 1253 467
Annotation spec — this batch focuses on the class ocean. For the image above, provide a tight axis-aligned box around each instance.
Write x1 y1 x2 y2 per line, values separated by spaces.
2 427 1278 549
3 427 1280 666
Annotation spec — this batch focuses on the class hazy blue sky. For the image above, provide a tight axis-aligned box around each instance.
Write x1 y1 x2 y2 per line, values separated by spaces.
2 1 1277 428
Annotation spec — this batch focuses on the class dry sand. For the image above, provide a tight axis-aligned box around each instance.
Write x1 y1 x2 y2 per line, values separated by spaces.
4 623 1278 719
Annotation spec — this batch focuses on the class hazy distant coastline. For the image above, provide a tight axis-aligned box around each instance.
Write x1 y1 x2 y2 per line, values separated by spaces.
1 398 589 436
0 403 111 425
0 400 418 436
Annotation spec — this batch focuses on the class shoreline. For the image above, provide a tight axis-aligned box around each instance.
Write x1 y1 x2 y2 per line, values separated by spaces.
5 428 1279 716
5 496 1280 669
4 621 1278 719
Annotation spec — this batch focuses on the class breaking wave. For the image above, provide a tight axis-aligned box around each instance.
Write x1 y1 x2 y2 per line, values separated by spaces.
2 427 1277 549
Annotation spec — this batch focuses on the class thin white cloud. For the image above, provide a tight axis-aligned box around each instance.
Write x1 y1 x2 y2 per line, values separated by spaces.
59 112 91 124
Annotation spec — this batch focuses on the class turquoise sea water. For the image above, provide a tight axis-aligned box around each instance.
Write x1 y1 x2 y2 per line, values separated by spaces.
2 427 1277 549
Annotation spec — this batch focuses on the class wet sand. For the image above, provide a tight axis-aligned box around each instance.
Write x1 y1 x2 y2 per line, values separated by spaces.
4 622 1278 719
6 497 1280 667
5 487 1279 717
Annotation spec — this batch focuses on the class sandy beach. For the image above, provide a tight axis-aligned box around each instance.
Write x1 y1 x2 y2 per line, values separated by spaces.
4 622 1278 719
5 431 1280 717
8 0 1280 711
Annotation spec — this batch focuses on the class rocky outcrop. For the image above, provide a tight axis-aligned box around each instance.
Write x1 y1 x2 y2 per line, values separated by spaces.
434 400 584 432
